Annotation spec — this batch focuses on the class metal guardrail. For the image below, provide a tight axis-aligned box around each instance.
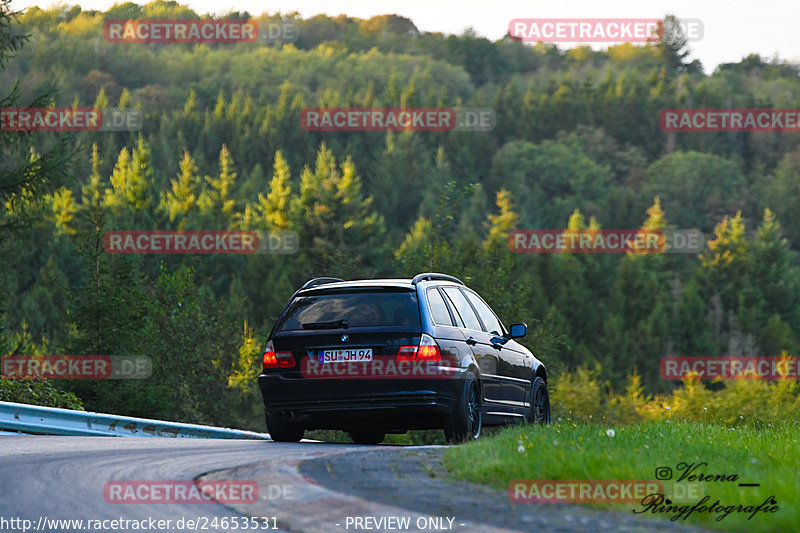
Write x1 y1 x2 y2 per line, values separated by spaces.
0 401 269 439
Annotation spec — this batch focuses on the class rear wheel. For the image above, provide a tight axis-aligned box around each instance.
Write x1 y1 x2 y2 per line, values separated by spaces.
526 377 550 425
265 412 305 442
444 373 482 444
348 428 386 445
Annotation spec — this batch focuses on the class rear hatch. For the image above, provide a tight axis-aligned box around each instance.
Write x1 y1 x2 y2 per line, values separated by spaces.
266 286 423 379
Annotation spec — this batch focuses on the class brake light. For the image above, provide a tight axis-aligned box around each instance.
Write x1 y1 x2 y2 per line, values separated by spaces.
263 351 278 368
416 343 440 362
263 341 295 369
396 334 441 362
397 346 417 362
277 352 295 367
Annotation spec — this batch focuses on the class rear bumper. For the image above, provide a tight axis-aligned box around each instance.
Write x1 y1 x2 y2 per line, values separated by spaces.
258 371 467 431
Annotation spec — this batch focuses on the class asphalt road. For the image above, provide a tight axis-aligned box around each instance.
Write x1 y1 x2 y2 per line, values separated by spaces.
0 436 711 533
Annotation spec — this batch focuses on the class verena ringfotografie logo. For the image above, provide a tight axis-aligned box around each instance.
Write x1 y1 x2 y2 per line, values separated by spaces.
103 230 298 254
661 356 800 380
661 109 800 132
508 19 703 43
104 19 259 43
103 480 258 504
509 229 704 254
1 108 142 132
1 355 151 379
300 108 495 132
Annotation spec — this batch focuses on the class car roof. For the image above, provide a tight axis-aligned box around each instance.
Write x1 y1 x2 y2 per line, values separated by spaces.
297 278 464 294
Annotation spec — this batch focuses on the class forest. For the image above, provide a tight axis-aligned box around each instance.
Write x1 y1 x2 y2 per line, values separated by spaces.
2 1 800 432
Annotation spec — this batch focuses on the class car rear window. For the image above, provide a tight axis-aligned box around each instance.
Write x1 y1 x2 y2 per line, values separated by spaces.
426 288 453 326
275 289 420 331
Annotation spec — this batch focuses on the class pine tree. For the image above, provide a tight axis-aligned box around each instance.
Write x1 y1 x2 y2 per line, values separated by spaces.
199 144 237 219
128 137 154 210
118 87 131 108
484 189 518 249
700 212 749 314
49 187 77 234
751 209 799 319
263 151 292 230
292 144 385 276
159 150 200 227
104 147 131 211
104 138 152 213
93 88 109 110
672 277 716 356
628 196 668 262
80 144 106 212
749 209 800 353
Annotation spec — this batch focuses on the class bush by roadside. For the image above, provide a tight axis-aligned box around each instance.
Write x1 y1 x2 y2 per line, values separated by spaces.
553 358 800 427
0 379 84 410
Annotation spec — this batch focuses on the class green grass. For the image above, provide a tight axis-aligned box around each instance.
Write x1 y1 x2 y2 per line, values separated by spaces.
443 421 800 532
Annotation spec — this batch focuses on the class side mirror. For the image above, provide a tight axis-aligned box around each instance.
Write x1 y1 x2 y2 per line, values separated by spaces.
509 323 527 339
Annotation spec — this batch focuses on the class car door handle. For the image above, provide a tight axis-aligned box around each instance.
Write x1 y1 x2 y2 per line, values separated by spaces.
466 337 477 346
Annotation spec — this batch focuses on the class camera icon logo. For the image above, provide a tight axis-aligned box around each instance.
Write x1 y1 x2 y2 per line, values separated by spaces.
655 466 673 480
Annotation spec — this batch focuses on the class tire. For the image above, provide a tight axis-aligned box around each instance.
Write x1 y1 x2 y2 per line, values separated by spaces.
265 412 305 442
444 373 482 444
348 429 386 445
526 377 550 425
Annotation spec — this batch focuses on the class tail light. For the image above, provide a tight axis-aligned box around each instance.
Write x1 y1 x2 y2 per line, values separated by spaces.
263 340 295 369
396 334 441 362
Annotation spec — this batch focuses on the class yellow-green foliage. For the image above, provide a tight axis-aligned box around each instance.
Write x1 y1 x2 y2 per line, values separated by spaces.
227 321 262 394
551 363 609 422
553 355 800 427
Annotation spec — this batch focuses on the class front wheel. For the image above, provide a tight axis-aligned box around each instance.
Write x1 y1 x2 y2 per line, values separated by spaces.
266 412 305 442
526 377 550 425
444 373 482 444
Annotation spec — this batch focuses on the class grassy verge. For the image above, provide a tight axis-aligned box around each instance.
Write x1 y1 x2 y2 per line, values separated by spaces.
443 421 799 532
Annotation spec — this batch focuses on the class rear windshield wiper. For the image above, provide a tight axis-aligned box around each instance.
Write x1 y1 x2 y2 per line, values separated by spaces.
301 320 349 330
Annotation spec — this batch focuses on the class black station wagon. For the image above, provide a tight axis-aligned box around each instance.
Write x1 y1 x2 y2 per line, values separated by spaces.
258 273 549 444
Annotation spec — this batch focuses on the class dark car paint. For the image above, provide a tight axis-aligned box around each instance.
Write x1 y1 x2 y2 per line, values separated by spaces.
258 279 546 433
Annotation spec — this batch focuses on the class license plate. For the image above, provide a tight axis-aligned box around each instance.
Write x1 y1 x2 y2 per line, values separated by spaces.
318 349 373 363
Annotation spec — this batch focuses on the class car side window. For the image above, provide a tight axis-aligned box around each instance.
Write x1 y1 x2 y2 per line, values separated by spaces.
427 288 453 326
442 287 483 331
464 290 504 336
